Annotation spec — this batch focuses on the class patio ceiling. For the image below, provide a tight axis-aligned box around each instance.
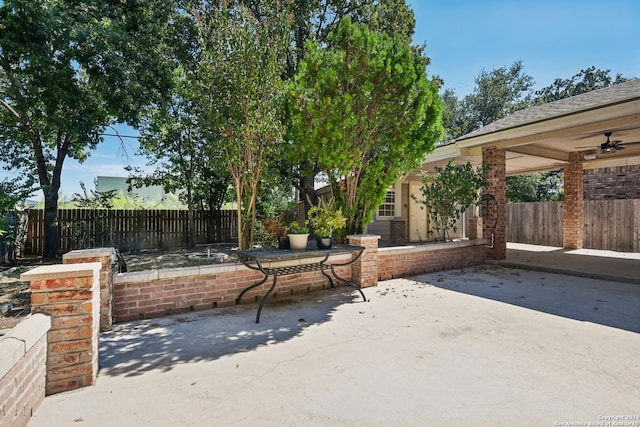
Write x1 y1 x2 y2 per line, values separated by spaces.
406 79 640 181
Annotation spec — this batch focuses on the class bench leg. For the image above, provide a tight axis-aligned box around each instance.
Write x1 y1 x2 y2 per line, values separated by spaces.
320 266 336 288
330 265 366 301
256 272 278 323
236 274 268 305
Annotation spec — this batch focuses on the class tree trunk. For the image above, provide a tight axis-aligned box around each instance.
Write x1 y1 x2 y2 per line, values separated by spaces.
43 186 60 259
300 170 318 215
33 130 69 259
187 208 195 249
234 178 245 249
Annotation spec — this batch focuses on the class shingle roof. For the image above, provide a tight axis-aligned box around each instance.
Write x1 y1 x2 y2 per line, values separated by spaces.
456 79 640 141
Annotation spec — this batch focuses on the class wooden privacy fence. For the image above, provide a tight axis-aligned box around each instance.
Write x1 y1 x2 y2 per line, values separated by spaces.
583 199 640 252
507 199 640 252
25 209 238 255
506 202 563 247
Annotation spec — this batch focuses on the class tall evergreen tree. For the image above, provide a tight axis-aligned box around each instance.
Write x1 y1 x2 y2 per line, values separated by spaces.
289 18 443 234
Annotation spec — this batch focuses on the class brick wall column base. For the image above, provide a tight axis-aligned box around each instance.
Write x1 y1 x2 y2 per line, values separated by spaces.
63 248 116 332
468 217 482 240
21 263 102 395
348 234 380 288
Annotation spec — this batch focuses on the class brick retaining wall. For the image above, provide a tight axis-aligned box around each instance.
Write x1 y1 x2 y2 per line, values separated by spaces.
11 234 488 418
113 257 353 323
113 239 488 322
0 314 50 427
378 239 488 281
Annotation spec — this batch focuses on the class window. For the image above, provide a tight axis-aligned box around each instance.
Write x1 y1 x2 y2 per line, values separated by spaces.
377 190 396 218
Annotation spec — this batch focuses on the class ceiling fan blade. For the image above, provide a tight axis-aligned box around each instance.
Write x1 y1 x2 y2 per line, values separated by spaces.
618 140 640 146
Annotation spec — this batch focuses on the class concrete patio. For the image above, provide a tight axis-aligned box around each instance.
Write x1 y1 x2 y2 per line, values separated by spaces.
29 244 640 426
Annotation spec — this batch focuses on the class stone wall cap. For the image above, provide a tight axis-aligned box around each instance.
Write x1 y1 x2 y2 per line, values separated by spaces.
347 234 381 240
0 336 24 379
20 262 102 281
113 270 159 284
0 313 51 377
63 248 115 260
379 238 489 254
3 313 51 352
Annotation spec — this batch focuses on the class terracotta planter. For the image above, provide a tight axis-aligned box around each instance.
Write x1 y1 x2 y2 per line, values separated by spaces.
287 234 309 250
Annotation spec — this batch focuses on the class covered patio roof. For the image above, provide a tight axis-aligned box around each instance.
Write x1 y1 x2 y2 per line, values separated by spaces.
411 78 640 178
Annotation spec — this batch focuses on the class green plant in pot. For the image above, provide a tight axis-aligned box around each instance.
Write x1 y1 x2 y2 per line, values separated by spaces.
286 221 309 250
307 197 347 249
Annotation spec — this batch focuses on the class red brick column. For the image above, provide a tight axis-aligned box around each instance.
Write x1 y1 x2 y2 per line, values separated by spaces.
21 263 102 395
563 152 584 249
482 147 507 260
467 217 482 240
348 234 380 288
63 248 116 332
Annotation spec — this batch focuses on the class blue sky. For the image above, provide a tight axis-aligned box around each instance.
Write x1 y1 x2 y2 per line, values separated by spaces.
4 0 640 200
410 0 640 95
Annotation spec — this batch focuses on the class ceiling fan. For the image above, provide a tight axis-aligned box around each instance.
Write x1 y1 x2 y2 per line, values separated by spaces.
596 132 640 154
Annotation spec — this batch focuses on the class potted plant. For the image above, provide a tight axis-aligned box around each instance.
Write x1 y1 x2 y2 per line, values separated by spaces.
263 214 289 249
286 221 309 250
307 198 347 249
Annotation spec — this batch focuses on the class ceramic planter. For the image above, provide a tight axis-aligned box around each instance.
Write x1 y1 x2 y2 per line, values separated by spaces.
278 236 290 250
287 234 309 250
316 237 332 250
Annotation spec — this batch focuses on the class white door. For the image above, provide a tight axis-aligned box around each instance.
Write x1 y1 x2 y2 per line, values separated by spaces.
409 182 428 242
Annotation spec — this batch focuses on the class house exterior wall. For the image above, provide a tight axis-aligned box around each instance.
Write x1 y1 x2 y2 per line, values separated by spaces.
583 165 640 199
367 182 473 246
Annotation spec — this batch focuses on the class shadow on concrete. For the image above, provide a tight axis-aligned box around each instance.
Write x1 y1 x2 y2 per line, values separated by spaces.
414 264 640 334
503 243 640 285
99 288 361 377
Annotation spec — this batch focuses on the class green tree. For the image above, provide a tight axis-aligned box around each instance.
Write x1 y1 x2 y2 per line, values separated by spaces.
440 88 463 145
466 60 534 129
506 171 564 202
132 67 232 248
289 18 443 234
443 60 534 140
277 0 418 215
65 181 117 250
279 0 416 79
0 176 34 261
196 3 289 249
0 0 177 257
412 161 487 242
534 66 632 103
